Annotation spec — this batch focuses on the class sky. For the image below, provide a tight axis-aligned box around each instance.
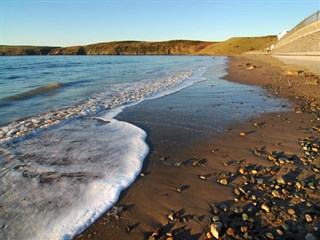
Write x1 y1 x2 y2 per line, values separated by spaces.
1 0 319 47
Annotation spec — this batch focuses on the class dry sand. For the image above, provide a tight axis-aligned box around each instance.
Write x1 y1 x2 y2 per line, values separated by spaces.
75 55 320 240
273 55 320 76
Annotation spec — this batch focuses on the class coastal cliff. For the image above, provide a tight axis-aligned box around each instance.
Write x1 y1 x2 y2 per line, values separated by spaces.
0 46 58 56
50 40 214 55
0 41 213 56
0 36 276 56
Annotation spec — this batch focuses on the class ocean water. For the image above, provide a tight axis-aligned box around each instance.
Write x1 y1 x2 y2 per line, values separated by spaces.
0 56 207 126
0 56 216 239
0 56 289 240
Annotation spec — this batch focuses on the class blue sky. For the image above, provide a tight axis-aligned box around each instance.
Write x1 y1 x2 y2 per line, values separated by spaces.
1 0 319 46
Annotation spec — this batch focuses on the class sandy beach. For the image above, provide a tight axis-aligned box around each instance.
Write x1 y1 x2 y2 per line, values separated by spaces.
75 55 320 240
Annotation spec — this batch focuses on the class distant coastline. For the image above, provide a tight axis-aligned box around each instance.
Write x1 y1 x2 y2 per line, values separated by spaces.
0 36 276 56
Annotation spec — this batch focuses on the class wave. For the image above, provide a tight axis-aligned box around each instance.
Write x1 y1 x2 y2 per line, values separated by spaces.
0 70 195 143
2 83 65 102
6 75 22 80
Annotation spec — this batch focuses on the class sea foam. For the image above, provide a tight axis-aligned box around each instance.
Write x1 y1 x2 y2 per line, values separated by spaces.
0 118 148 240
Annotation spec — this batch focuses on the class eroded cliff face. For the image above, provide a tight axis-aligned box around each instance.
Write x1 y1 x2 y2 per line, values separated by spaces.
49 46 86 55
48 41 214 55
0 41 213 56
0 46 59 56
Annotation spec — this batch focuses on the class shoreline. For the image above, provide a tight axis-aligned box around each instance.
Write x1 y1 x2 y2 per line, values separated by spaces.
75 55 320 240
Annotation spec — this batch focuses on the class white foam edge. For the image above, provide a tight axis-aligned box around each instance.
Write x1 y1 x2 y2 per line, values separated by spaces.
98 66 209 122
42 120 149 240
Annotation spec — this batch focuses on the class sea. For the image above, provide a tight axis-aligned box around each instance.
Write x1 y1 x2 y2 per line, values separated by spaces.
0 56 289 239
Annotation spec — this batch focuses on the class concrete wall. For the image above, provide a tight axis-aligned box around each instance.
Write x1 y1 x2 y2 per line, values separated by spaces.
273 21 320 55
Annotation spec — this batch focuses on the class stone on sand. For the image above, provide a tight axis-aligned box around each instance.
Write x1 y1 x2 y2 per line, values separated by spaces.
210 222 223 239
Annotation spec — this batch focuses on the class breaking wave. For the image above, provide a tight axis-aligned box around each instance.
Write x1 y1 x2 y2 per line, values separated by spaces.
2 83 65 102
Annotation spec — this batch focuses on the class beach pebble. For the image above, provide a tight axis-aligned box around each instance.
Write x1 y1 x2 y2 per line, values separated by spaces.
219 178 228 185
287 208 296 215
277 176 286 185
270 170 277 175
226 227 234 236
242 213 249 221
212 215 220 222
271 190 281 198
276 229 284 236
199 175 207 180
286 70 300 76
239 132 246 137
210 222 223 239
312 167 319 173
305 214 313 223
267 155 277 161
238 167 246 175
253 122 259 126
265 232 275 239
206 232 213 239
247 65 256 70
241 226 248 232
308 182 315 189
296 182 303 189
234 188 241 196
167 211 174 221
239 187 246 194
261 203 270 213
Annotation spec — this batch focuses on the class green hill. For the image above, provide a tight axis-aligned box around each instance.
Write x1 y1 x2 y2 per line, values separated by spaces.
199 36 277 55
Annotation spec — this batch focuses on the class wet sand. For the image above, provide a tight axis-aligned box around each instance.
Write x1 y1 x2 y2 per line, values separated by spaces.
75 55 320 240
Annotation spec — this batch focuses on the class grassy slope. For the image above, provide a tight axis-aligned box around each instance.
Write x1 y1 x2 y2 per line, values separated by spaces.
199 36 277 55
